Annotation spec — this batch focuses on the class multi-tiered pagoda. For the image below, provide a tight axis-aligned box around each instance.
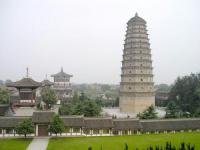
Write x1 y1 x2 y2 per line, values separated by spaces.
119 13 155 113
51 68 73 103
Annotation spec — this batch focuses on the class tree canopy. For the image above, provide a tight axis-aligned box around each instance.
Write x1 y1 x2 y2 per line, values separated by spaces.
137 105 158 119
41 87 57 109
0 87 10 104
168 73 200 116
49 115 65 135
59 92 101 117
15 119 34 138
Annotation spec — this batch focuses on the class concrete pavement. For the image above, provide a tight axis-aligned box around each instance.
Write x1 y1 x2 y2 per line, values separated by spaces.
27 137 49 150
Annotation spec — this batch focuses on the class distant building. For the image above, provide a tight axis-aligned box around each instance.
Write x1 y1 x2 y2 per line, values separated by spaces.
41 79 54 88
155 91 169 106
119 13 155 113
155 84 170 107
51 68 73 102
7 69 41 107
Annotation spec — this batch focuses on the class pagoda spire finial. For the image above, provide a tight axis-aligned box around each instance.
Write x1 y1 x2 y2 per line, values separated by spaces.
26 67 29 78
45 74 48 80
135 12 138 16
61 67 63 72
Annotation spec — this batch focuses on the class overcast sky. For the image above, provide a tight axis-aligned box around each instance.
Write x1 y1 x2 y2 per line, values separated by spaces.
0 0 200 84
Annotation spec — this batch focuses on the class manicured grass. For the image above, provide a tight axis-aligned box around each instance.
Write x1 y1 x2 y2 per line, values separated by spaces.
47 132 200 150
0 138 32 150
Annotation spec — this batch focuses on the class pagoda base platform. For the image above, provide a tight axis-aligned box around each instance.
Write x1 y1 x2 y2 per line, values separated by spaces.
119 96 155 113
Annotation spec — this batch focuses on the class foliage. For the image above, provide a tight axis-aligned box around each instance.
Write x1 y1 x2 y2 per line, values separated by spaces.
165 101 180 118
0 87 10 104
124 143 128 150
41 87 57 109
59 92 101 117
193 107 200 117
88 146 92 150
168 73 200 115
59 104 72 115
49 114 65 135
15 119 34 138
137 105 158 119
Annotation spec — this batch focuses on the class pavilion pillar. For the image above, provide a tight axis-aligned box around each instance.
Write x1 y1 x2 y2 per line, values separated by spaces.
3 129 5 136
70 128 73 135
1 129 3 136
129 130 132 135
100 129 103 135
109 129 112 136
13 129 15 136
80 128 82 135
35 124 38 136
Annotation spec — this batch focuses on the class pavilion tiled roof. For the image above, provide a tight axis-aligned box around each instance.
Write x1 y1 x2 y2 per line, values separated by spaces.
0 116 31 128
32 112 55 123
61 115 84 127
84 117 113 129
113 119 142 130
41 79 54 86
140 118 200 132
51 68 72 78
7 78 41 88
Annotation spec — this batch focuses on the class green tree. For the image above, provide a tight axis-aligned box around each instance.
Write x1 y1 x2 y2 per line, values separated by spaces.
0 87 10 104
49 115 65 136
72 102 85 115
137 105 158 119
168 73 200 115
41 87 57 109
83 99 101 117
72 91 79 104
59 92 101 117
59 104 72 115
124 143 128 150
194 107 200 117
165 101 179 118
15 119 34 138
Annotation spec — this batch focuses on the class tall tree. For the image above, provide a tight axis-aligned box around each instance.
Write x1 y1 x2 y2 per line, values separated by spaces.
83 99 101 117
41 87 57 109
0 87 10 104
49 115 65 136
168 73 200 114
165 101 179 118
15 119 34 138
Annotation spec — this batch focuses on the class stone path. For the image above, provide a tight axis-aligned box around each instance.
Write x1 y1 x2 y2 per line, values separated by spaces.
27 137 49 150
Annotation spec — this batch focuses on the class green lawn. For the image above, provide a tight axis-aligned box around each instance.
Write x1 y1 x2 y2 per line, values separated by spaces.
47 132 200 150
0 138 32 150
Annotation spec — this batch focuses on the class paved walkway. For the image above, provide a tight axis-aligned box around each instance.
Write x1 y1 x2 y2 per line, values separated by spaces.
27 137 49 150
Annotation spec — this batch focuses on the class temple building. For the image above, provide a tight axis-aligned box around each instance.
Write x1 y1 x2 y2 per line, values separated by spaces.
7 69 41 107
51 68 73 102
119 13 155 113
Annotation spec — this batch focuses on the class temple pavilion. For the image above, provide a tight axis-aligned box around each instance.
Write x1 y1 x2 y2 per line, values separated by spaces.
51 67 73 102
7 69 41 107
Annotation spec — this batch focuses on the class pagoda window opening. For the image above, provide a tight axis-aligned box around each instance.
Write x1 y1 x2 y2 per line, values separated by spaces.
141 79 143 82
129 87 132 90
